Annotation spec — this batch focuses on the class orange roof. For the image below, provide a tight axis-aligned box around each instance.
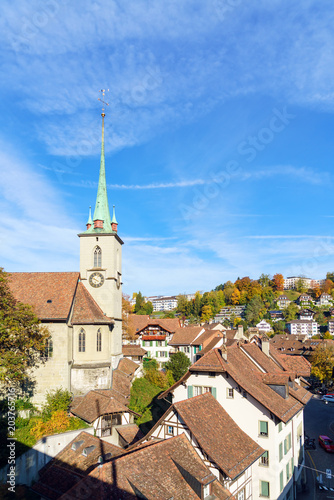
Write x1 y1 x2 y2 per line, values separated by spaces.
71 282 112 324
8 272 79 320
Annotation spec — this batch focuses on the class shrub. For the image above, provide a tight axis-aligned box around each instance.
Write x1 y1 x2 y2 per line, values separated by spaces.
30 410 69 440
42 388 72 420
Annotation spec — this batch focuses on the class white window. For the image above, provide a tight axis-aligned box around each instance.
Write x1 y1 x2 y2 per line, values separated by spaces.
259 421 268 437
96 329 102 352
194 386 212 396
166 425 174 435
227 388 234 399
93 246 102 267
79 329 85 352
158 351 167 357
237 489 245 500
203 483 210 498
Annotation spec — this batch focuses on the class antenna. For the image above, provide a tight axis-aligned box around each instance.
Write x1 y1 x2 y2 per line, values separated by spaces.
98 89 109 115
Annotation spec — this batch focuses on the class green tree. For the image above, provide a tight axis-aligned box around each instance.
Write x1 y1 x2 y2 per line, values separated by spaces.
42 388 72 420
283 303 299 322
165 352 191 382
0 268 49 385
244 296 266 325
273 321 286 334
258 274 271 287
296 277 308 293
134 291 146 313
311 345 334 383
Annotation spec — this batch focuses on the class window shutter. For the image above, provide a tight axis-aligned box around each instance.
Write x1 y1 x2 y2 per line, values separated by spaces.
211 387 217 399
260 421 268 435
187 385 193 399
280 471 283 492
284 438 287 455
150 341 153 346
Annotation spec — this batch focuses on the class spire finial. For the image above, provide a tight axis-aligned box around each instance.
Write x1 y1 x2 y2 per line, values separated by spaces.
98 89 109 117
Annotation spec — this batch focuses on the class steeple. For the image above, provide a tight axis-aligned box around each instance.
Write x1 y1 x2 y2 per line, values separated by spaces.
111 205 118 232
86 206 93 230
92 104 113 231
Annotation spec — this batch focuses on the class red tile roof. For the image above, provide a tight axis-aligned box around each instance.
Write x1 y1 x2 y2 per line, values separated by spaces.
168 326 204 345
151 393 264 480
8 272 79 320
60 434 234 499
116 424 144 446
71 282 112 324
130 314 180 334
31 431 122 499
160 342 311 423
122 344 147 356
70 390 131 423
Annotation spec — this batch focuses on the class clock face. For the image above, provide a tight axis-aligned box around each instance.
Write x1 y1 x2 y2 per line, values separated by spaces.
89 272 104 288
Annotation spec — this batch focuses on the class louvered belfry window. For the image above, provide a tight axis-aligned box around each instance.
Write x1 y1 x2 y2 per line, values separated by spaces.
94 246 102 268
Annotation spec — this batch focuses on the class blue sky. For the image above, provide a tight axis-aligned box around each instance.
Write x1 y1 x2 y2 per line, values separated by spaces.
1 1 334 296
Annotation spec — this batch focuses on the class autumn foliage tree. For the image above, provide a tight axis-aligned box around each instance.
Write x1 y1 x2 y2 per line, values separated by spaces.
272 273 284 291
0 268 49 385
311 344 334 383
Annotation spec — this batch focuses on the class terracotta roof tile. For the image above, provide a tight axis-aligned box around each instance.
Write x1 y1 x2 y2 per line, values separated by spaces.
173 393 264 479
130 315 180 334
32 431 122 499
70 390 131 423
168 326 204 345
122 344 147 356
71 282 112 324
116 424 144 446
117 357 139 377
8 272 79 320
60 434 234 499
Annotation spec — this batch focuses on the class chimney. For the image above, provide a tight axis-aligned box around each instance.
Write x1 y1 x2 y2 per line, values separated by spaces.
236 324 244 339
220 345 227 361
261 337 270 357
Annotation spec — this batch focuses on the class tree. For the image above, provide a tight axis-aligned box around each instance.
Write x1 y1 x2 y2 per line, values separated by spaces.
321 279 334 294
273 321 286 334
122 294 136 340
311 345 334 383
165 352 191 382
244 296 266 325
296 277 308 293
0 268 49 384
134 291 146 313
231 288 240 305
223 281 236 305
42 388 72 420
162 311 175 319
272 274 284 291
258 274 271 287
283 303 299 322
201 305 213 323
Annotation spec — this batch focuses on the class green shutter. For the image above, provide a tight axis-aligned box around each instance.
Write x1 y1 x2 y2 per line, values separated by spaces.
279 442 283 461
165 340 167 346
150 341 153 346
147 351 150 357
260 481 269 497
187 385 193 398
260 421 268 435
211 387 217 399
280 471 284 492
284 438 287 455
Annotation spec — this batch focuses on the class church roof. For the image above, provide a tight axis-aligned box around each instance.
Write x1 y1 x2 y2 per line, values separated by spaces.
71 282 112 324
8 272 79 321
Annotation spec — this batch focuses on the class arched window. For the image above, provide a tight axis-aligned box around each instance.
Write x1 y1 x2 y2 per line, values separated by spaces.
44 337 53 358
97 329 102 352
94 246 102 268
79 328 86 352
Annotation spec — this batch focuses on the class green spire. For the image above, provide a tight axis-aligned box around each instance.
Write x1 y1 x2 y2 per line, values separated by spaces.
86 206 93 226
93 112 112 231
111 205 117 224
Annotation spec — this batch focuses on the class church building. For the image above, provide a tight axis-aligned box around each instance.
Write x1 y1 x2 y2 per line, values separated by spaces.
8 108 123 405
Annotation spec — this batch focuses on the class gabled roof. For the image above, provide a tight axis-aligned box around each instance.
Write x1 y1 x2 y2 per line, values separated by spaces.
148 393 264 480
161 342 310 423
122 344 147 356
116 424 144 446
70 390 132 423
71 282 112 324
31 431 122 500
60 434 234 499
8 272 80 320
168 326 204 345
130 314 180 334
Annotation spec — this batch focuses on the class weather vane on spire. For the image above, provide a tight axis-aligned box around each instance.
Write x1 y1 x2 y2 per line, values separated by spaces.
98 89 109 116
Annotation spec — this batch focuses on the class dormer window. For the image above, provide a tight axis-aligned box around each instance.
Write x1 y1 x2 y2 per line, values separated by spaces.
82 445 95 457
72 440 84 451
94 246 102 268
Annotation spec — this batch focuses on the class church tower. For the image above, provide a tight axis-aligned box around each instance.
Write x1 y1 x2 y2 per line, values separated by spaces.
78 100 123 369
